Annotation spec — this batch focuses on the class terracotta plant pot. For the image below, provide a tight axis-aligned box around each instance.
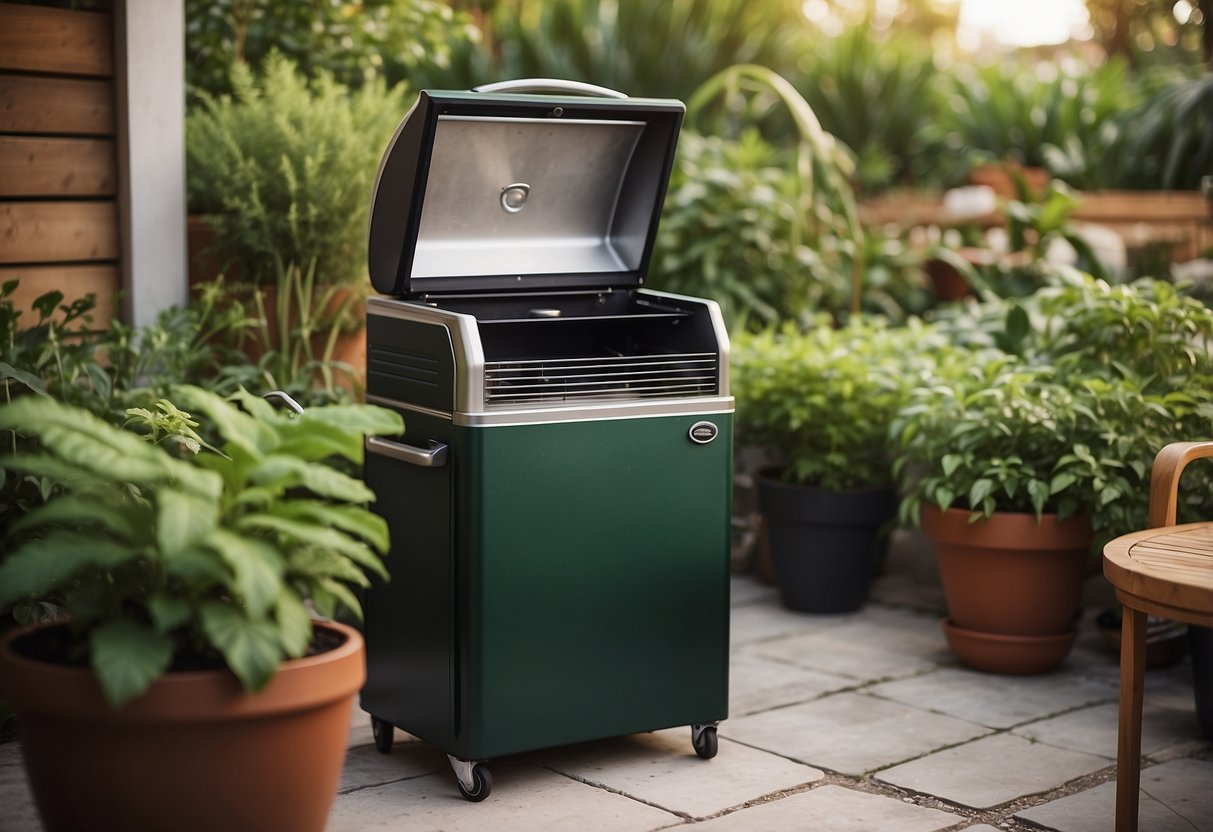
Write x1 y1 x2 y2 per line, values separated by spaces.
921 505 1092 673
942 618 1077 675
0 620 364 832
757 473 895 613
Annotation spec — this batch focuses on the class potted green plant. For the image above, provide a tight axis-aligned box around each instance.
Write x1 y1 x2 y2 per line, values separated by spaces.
185 54 408 392
733 317 935 612
893 349 1119 673
0 387 403 832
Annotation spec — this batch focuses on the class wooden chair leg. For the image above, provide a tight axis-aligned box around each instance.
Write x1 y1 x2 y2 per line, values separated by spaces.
1116 607 1148 832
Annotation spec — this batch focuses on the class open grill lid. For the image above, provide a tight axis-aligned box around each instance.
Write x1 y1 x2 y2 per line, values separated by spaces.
367 79 685 296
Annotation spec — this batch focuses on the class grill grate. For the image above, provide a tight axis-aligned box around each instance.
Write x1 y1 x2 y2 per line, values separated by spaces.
484 352 718 406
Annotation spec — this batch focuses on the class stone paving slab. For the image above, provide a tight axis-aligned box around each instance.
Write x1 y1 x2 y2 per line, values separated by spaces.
728 602 832 647
875 733 1110 809
328 757 678 832
721 692 989 776
527 728 824 819
664 784 960 831
729 575 779 607
340 738 448 793
868 667 1119 729
750 606 949 682
728 652 852 716
1011 701 1202 759
0 743 41 832
1015 758 1213 832
1140 662 1201 711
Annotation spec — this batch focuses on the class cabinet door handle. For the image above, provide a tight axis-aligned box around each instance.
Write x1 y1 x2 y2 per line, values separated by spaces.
366 437 449 468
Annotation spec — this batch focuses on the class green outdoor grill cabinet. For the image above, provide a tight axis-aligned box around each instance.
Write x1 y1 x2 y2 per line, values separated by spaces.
359 79 733 801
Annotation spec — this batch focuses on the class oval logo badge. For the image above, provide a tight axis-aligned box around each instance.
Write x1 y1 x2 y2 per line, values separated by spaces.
689 421 719 445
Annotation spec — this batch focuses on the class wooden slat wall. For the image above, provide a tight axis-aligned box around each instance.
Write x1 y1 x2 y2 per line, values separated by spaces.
861 190 1213 263
0 3 119 328
0 4 113 76
1072 192 1212 262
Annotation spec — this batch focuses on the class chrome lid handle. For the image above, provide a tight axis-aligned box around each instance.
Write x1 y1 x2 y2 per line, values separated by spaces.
471 78 627 99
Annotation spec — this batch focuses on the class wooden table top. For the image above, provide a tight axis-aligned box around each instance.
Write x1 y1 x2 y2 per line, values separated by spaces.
1103 522 1213 626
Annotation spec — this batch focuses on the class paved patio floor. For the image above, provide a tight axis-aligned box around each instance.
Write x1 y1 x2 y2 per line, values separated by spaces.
2 531 1211 831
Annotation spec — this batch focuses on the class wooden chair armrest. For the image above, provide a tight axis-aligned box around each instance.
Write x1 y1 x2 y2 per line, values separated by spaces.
1148 441 1213 528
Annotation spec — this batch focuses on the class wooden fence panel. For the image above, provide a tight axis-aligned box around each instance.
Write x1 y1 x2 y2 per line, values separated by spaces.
0 5 113 77
0 263 119 326
0 201 120 264
0 137 116 197
0 74 115 135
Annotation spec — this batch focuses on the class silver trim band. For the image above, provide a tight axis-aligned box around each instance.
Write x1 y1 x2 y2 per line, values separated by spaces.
365 395 453 422
365 391 733 427
454 397 734 427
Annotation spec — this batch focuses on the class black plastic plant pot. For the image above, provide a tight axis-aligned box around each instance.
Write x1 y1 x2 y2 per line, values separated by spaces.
1190 625 1213 739
756 472 896 614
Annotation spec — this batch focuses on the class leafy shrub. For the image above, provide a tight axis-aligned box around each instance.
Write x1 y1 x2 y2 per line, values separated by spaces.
0 279 249 420
733 317 945 490
0 389 403 707
446 0 809 100
1109 68 1213 190
184 0 473 99
794 24 939 192
186 54 407 286
897 274 1213 545
919 59 1137 189
652 130 814 328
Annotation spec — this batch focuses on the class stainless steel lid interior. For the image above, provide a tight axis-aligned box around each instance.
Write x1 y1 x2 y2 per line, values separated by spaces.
368 81 685 296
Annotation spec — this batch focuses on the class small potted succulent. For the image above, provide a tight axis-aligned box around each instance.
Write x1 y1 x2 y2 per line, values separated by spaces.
0 387 403 832
733 317 937 612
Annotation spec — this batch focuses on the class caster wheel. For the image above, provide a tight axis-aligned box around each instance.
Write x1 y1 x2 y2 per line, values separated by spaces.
692 725 718 760
371 716 393 754
457 764 492 802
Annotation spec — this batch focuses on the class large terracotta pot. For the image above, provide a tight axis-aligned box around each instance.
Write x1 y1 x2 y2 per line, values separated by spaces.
921 505 1092 673
0 620 364 832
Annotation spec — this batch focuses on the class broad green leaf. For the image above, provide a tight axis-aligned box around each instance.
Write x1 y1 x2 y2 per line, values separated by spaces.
7 494 145 542
149 595 193 633
1027 479 1050 519
968 478 995 510
274 588 313 658
203 529 284 617
941 454 964 477
162 545 230 583
0 398 174 484
299 463 375 503
268 501 390 553
318 577 363 621
1049 472 1079 494
90 619 174 708
199 602 282 691
245 455 306 494
0 361 49 397
173 385 276 458
236 514 387 580
250 456 373 503
931 486 956 510
156 488 220 558
0 534 138 606
287 546 373 586
273 426 357 464
295 405 404 441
